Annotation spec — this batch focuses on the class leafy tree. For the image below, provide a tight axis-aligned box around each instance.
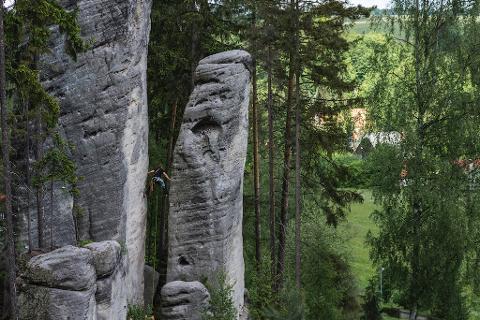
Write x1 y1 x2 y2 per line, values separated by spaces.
364 1 480 318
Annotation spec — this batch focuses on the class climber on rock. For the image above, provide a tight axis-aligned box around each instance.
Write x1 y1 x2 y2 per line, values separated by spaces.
148 165 171 193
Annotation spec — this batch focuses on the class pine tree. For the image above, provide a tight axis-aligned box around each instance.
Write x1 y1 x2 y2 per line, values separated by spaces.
0 2 18 318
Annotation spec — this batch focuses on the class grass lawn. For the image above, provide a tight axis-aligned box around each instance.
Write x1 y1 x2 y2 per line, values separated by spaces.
341 189 379 291
341 190 399 320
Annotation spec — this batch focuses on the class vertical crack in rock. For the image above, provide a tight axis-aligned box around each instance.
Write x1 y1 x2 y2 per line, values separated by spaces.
165 50 252 317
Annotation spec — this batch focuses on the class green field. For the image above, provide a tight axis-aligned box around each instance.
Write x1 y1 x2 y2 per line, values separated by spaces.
341 190 399 320
342 189 379 290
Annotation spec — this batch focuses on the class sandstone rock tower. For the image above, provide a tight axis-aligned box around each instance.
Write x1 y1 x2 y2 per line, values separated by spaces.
162 50 252 319
17 0 151 318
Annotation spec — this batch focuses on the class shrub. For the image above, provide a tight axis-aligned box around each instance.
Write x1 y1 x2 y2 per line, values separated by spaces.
202 272 236 320
361 279 382 320
333 153 370 189
127 304 152 320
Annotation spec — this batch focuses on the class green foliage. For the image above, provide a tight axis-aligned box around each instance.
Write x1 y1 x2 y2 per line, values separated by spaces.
299 209 361 320
78 239 93 247
361 278 382 320
361 2 480 318
334 153 370 189
5 0 88 197
262 289 305 320
202 273 236 320
245 257 276 320
127 304 152 320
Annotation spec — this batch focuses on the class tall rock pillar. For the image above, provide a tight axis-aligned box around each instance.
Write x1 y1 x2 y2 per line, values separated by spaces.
164 50 252 317
34 0 152 306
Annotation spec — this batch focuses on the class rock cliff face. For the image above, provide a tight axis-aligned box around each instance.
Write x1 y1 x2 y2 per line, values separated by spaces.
163 50 252 318
18 0 151 308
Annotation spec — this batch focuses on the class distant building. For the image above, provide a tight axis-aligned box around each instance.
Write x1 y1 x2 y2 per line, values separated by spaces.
349 108 401 157
354 131 402 158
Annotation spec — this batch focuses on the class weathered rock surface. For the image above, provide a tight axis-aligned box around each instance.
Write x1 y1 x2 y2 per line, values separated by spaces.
165 50 252 315
15 0 151 309
95 266 128 320
144 265 160 307
161 281 210 320
19 242 126 320
23 246 96 291
85 240 121 277
19 285 97 320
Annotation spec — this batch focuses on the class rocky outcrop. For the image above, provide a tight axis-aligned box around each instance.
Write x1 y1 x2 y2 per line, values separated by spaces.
163 50 252 317
16 0 151 309
160 281 210 320
19 242 127 320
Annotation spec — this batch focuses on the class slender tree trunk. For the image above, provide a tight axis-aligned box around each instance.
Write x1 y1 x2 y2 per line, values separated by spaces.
190 1 199 90
167 100 178 172
277 0 299 290
409 1 423 315
294 72 301 289
35 105 45 249
251 7 262 270
0 3 19 318
267 45 276 279
156 101 177 288
31 53 45 250
24 98 32 251
277 53 295 290
50 180 54 250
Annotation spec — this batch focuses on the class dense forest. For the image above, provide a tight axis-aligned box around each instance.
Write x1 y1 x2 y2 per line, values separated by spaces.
1 0 480 319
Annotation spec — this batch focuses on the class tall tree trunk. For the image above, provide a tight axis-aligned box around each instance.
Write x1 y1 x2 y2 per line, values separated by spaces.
190 1 200 90
294 72 301 289
251 7 262 270
49 180 54 250
277 0 299 290
35 105 45 249
0 3 19 318
277 53 295 290
267 45 276 279
32 53 45 250
166 100 178 172
156 100 178 289
24 98 32 251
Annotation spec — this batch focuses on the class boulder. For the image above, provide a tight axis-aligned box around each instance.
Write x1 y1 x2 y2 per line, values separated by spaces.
22 246 96 291
160 281 210 320
85 240 121 277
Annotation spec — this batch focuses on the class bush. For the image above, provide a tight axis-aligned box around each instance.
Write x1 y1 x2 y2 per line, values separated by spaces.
333 153 370 189
202 273 236 320
127 305 152 320
361 279 382 320
262 288 305 320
